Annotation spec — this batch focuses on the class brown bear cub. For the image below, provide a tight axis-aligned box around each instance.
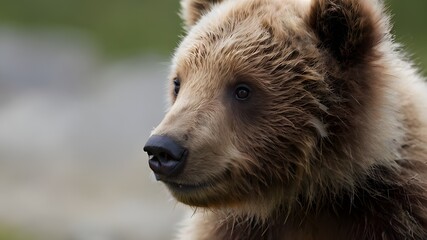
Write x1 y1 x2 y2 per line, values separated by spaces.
144 0 427 239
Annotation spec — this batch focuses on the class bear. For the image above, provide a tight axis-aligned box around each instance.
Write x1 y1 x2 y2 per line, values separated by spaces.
143 0 427 239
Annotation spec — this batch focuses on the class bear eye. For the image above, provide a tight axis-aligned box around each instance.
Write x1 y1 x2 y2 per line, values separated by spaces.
173 78 180 96
234 84 251 101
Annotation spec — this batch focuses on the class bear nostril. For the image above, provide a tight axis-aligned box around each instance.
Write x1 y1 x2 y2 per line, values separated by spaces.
143 135 188 178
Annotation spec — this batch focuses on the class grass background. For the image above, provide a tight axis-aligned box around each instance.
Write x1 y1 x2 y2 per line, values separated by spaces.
0 0 182 57
0 0 425 71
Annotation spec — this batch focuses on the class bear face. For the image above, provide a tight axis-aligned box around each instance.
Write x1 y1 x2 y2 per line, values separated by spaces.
144 0 421 223
151 0 328 213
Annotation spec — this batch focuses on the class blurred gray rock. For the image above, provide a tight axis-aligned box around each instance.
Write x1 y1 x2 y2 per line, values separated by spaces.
0 27 186 240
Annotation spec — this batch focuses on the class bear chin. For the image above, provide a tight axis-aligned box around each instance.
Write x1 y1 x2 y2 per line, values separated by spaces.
167 183 231 207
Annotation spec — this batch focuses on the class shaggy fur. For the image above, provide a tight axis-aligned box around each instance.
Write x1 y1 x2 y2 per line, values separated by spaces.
147 0 427 239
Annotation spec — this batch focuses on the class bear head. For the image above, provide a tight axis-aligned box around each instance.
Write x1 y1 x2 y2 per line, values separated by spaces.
144 0 389 219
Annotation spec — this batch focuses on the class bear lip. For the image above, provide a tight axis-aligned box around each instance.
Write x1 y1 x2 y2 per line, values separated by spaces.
161 169 232 193
163 180 212 193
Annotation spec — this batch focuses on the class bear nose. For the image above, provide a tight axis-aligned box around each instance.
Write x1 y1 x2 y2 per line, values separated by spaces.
143 135 188 177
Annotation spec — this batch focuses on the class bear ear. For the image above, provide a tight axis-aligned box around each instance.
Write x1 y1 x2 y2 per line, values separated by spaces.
180 0 224 28
308 0 384 65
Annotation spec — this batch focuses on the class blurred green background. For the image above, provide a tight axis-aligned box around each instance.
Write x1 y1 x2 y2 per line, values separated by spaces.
0 0 425 70
0 0 182 58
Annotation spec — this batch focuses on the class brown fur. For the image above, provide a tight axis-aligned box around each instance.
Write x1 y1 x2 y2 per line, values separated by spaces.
147 0 427 239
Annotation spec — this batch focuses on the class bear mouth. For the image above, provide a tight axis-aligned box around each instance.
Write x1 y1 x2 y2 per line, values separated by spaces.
163 170 231 194
164 180 212 193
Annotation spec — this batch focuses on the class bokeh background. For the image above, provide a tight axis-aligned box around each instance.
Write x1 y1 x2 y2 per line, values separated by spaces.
0 1 425 239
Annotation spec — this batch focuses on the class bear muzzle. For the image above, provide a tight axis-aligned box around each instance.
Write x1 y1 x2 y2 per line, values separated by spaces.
143 135 188 179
